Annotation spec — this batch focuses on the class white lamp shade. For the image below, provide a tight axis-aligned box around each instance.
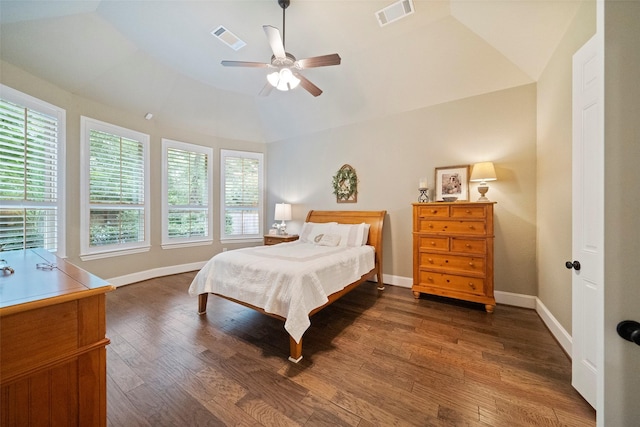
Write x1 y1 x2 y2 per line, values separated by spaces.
470 162 497 182
274 203 292 221
267 68 300 91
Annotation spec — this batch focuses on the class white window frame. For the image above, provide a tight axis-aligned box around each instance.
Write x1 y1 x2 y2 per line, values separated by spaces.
79 116 150 260
161 139 213 249
220 149 264 242
0 84 66 256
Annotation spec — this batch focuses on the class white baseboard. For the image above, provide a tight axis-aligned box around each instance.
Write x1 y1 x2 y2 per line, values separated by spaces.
534 297 572 356
106 261 206 287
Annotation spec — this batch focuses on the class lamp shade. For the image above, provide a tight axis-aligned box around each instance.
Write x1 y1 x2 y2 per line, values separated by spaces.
274 203 292 221
267 68 300 91
470 162 497 182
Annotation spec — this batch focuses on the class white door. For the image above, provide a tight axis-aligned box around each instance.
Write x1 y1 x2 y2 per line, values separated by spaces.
571 34 603 409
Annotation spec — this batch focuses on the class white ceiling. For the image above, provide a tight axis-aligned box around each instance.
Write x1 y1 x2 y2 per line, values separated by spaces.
0 0 581 142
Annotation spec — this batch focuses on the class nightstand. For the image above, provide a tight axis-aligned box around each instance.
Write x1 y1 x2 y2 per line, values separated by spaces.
264 234 299 246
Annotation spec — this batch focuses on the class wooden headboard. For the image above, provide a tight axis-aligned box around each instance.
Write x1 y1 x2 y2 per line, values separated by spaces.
305 210 386 282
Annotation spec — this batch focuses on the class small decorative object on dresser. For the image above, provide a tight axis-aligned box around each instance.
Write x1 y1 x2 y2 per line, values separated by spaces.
418 177 429 203
264 234 299 246
412 201 496 312
435 165 469 201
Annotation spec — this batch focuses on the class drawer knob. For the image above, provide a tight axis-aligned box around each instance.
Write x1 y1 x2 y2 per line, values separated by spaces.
465 243 471 248
466 210 471 213
430 241 436 246
428 258 434 263
427 276 433 282
468 225 475 229
468 282 476 290
431 210 437 214
428 223 434 228
469 262 475 267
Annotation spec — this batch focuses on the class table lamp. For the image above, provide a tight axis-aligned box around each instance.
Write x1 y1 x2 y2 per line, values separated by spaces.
274 203 292 235
470 162 497 201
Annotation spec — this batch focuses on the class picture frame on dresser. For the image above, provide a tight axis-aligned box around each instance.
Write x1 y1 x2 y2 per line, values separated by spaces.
435 165 469 201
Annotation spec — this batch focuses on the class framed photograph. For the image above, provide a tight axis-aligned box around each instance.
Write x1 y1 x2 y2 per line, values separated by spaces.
435 165 470 201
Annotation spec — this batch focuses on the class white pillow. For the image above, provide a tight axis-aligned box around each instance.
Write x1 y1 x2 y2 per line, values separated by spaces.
313 233 342 247
329 223 370 247
299 222 337 243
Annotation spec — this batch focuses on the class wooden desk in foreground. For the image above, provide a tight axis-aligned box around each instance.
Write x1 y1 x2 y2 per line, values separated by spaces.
0 249 115 426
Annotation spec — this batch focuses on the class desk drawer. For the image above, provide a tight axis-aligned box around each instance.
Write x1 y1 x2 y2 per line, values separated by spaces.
417 272 486 296
419 252 485 274
415 205 450 218
416 235 449 251
451 238 485 254
416 219 487 235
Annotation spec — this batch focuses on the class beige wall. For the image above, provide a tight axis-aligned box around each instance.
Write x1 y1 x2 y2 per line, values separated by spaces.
536 1 596 334
267 84 538 295
0 60 265 280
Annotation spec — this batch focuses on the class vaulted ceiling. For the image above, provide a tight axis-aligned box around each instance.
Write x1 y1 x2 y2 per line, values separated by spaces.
0 0 581 142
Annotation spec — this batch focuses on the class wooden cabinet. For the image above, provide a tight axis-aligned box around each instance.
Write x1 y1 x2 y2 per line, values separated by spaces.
0 249 115 426
412 202 496 312
264 234 299 246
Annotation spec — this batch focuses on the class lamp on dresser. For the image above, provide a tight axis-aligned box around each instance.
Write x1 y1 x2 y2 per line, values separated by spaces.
470 162 497 201
274 203 292 235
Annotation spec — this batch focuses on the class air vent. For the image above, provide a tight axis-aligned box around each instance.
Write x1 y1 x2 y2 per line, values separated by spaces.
375 0 415 27
211 25 246 51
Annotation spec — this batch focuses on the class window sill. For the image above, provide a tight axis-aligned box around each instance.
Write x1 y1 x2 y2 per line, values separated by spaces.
80 246 151 261
161 240 213 250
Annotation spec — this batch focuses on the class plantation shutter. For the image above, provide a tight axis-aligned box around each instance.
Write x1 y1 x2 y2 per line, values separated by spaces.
88 129 145 247
0 98 58 251
166 147 209 239
222 151 262 239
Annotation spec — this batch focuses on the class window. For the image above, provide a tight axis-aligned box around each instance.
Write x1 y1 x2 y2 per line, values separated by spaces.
161 139 213 248
220 149 263 241
80 117 149 260
0 85 66 254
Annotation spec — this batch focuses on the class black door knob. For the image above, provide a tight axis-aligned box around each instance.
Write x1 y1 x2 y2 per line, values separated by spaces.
617 320 640 346
565 260 581 271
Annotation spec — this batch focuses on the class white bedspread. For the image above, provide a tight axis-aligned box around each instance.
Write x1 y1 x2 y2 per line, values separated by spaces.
188 241 375 343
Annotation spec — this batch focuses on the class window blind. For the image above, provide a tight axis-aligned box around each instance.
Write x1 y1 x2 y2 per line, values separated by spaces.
222 151 262 239
88 129 145 247
0 97 59 251
166 147 209 239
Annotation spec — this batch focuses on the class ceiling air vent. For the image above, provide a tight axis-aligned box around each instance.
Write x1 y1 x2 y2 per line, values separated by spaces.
211 25 246 51
375 0 415 27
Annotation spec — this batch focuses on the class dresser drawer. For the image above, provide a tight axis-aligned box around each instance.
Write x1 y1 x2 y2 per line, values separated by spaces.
451 205 486 218
419 252 485 274
417 272 486 296
415 205 450 218
416 235 449 251
416 219 487 235
451 238 485 254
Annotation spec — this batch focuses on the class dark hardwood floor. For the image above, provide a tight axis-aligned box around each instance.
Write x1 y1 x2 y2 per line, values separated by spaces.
106 272 595 426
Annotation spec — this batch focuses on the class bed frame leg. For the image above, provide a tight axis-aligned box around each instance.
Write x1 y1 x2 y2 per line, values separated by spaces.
198 293 208 315
376 271 385 291
288 336 303 363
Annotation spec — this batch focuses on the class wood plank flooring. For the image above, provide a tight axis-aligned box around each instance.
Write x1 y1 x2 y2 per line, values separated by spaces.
106 272 595 426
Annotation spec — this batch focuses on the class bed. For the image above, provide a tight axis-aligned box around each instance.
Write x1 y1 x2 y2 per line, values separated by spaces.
189 210 386 362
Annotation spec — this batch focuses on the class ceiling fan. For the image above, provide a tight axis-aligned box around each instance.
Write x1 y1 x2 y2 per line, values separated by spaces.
221 0 341 97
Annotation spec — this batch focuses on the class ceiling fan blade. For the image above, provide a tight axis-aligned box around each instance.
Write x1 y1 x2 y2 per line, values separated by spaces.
263 25 286 59
294 73 323 97
258 82 274 97
296 54 341 69
221 60 271 68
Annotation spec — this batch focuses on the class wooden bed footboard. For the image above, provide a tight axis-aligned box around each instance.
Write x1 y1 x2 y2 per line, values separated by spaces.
197 210 386 362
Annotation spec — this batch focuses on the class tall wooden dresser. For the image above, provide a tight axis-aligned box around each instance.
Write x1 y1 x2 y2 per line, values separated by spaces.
0 249 115 426
412 202 496 312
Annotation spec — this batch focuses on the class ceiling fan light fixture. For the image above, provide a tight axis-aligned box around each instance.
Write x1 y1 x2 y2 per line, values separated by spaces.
267 67 300 91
